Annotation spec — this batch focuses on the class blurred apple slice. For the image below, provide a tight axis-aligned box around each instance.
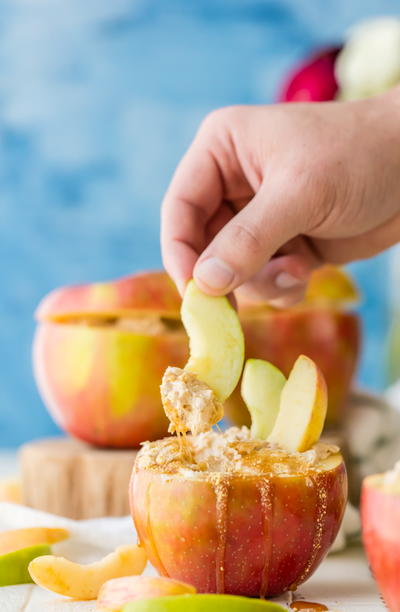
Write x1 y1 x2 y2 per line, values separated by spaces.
241 359 286 439
268 355 327 452
181 281 244 402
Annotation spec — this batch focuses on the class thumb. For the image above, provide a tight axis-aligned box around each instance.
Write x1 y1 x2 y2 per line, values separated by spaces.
193 182 307 295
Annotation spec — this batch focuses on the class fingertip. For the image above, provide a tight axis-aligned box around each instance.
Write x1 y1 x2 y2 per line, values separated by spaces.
193 256 236 296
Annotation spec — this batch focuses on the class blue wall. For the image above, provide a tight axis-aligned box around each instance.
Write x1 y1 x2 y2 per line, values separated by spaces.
0 0 397 446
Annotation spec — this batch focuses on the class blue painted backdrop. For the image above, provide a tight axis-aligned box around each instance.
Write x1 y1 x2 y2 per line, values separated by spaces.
0 0 397 446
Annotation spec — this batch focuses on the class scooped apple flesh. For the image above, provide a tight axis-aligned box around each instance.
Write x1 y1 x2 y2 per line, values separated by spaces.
181 281 244 402
268 355 327 452
241 359 286 439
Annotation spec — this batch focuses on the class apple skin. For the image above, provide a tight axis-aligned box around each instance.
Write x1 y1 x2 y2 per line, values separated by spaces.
36 271 182 321
131 459 347 597
33 322 188 448
362 477 400 612
226 308 360 428
33 269 359 447
279 47 341 103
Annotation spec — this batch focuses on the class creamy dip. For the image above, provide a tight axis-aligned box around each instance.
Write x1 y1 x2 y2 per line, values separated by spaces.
160 366 223 435
136 426 339 476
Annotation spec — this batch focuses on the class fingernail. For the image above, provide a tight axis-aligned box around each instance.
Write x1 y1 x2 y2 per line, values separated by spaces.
275 272 303 290
195 257 234 291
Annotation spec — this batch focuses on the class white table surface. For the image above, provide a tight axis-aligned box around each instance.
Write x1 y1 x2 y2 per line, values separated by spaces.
0 546 384 612
0 452 385 612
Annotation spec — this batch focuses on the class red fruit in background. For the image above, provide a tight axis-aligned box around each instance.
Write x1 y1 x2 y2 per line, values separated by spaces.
279 46 341 102
362 474 400 612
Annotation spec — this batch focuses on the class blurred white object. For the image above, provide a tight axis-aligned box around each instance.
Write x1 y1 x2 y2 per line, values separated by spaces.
330 502 360 553
336 17 400 99
344 390 400 503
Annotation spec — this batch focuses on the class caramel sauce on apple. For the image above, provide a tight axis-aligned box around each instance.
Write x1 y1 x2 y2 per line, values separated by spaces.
289 472 329 591
259 478 273 598
290 601 328 611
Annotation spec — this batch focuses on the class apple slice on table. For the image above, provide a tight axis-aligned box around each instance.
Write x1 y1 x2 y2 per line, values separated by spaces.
0 544 51 586
241 359 286 439
123 594 286 612
98 576 196 611
29 545 147 600
0 527 69 554
181 281 244 402
268 355 327 452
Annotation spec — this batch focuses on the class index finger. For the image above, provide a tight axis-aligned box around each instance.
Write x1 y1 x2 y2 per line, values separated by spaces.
161 141 223 294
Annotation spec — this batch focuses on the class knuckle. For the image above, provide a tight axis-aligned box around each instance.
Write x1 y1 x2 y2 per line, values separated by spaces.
198 105 246 135
229 222 264 257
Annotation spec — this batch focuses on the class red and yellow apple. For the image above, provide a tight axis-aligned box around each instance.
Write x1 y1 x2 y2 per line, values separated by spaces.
33 266 359 447
33 272 188 447
362 469 400 612
131 452 346 597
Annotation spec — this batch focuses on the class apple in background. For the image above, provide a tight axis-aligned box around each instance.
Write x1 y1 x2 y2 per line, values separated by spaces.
131 451 346 597
33 271 189 448
278 46 341 102
362 470 400 612
226 266 360 429
33 266 359 447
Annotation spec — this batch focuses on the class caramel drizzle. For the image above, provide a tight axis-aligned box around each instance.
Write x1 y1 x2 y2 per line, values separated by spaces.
212 474 230 594
259 477 273 598
290 601 328 611
290 473 328 590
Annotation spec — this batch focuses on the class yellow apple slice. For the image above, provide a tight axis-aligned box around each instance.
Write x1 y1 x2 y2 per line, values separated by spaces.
28 545 147 600
241 359 286 439
0 527 69 555
268 355 327 452
181 281 244 402
97 576 196 611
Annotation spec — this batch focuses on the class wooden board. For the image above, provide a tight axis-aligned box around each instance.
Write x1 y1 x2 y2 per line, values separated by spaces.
19 438 137 519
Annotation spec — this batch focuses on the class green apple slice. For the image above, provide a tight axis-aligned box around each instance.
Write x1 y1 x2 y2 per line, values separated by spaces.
241 359 286 439
181 281 244 402
0 543 51 586
123 594 286 611
268 355 328 452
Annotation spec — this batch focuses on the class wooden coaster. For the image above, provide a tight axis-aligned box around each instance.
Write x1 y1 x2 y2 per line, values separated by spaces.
19 437 137 520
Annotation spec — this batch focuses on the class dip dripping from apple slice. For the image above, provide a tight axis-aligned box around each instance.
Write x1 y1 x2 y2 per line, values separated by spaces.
160 280 244 439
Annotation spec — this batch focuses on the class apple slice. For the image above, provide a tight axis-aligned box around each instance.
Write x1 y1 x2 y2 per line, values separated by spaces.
0 544 51 586
181 281 244 402
0 527 69 555
98 576 196 611
241 359 286 439
122 594 286 612
268 355 327 452
29 545 147 600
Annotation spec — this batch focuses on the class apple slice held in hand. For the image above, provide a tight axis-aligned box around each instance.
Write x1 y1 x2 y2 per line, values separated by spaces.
268 355 327 452
241 359 286 439
181 281 244 402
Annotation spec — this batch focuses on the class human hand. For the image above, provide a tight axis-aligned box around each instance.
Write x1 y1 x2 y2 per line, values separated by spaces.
161 87 400 306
